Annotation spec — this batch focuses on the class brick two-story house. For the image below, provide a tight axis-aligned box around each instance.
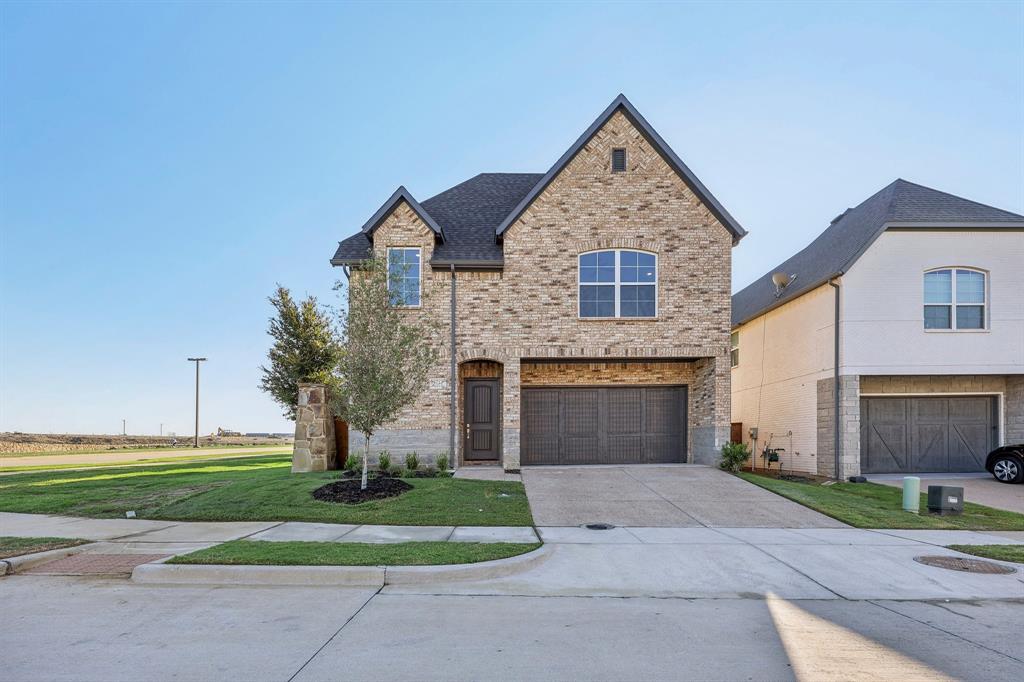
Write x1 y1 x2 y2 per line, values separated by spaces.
330 95 745 471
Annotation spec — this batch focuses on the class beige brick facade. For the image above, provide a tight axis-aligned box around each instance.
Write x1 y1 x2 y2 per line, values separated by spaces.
353 111 734 469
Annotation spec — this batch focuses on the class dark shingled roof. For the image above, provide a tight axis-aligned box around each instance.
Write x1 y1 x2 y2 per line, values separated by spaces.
331 173 543 266
731 179 1024 327
426 173 543 263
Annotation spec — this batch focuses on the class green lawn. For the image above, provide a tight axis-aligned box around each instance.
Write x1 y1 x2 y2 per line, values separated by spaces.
0 455 534 526
1 450 288 473
0 536 88 560
947 544 1024 564
737 472 1024 530
168 540 541 566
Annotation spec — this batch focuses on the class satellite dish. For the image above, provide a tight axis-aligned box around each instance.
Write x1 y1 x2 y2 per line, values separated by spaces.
771 272 795 297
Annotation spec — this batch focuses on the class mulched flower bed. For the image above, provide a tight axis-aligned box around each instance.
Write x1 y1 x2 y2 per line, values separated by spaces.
312 477 413 505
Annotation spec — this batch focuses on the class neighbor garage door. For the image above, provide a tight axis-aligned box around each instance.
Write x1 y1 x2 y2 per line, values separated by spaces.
521 386 686 465
860 396 996 474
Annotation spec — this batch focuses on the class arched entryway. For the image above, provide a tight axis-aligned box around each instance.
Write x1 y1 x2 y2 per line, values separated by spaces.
458 360 503 465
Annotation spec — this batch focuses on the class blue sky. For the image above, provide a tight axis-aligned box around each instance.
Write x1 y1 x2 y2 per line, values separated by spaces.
2 1 1022 435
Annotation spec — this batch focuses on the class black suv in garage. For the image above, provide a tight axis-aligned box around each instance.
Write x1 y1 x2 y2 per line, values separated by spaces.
987 445 1024 484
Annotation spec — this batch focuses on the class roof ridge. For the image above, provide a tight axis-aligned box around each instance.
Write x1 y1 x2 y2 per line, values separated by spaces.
891 178 1024 219
492 94 746 242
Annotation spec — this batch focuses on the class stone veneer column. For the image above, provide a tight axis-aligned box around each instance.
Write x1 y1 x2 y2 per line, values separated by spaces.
690 356 730 465
502 358 521 472
292 382 337 473
1006 375 1024 445
816 375 861 479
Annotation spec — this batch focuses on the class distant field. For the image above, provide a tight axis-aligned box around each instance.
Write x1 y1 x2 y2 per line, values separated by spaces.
1 432 292 456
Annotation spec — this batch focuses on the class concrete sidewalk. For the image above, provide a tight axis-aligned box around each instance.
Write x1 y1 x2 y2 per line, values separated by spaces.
0 512 539 546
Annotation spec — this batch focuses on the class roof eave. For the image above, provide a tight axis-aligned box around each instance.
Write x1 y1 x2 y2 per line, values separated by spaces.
429 258 505 270
493 94 747 243
731 275 840 329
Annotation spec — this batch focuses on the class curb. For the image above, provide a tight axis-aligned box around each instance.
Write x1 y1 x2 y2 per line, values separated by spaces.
130 544 551 586
1 543 92 575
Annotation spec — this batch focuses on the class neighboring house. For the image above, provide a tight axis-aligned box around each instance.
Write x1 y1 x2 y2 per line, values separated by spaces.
332 95 745 471
731 180 1024 478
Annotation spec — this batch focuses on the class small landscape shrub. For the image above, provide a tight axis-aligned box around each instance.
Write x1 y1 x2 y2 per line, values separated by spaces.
343 454 362 476
435 452 450 475
377 451 392 475
405 452 419 471
719 441 751 473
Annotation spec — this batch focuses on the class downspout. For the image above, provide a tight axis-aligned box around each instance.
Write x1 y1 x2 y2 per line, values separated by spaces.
829 279 841 481
449 264 457 471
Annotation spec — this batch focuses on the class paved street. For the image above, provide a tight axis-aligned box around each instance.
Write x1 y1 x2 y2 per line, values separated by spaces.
2 575 1022 681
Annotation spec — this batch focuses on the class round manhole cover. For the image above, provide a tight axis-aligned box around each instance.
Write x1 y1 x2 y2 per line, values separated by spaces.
913 555 1016 575
583 523 615 530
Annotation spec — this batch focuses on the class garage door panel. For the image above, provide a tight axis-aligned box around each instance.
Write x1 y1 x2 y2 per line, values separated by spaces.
645 435 682 463
949 424 988 471
521 386 686 465
521 390 559 466
861 396 993 474
913 424 947 472
607 435 643 463
606 389 642 434
866 423 909 472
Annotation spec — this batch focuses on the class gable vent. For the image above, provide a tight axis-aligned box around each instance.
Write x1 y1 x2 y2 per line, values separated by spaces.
611 148 626 173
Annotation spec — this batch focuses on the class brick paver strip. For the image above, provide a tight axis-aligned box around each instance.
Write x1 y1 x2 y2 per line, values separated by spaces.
24 553 169 575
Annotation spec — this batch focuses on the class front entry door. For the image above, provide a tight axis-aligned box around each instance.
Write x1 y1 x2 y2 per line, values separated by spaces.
464 379 500 461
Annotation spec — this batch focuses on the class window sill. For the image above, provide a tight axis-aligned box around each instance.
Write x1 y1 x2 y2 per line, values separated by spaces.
923 328 990 333
578 317 659 321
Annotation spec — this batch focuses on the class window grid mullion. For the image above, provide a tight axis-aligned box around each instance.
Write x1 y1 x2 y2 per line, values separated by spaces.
614 250 620 318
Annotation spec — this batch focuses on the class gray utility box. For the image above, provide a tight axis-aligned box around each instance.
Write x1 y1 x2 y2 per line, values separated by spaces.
927 485 964 516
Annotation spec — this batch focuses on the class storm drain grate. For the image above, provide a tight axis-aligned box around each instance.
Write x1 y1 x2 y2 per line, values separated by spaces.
913 555 1016 575
583 523 615 531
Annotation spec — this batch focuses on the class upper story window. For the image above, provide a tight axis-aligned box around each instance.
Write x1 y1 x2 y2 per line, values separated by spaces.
387 247 421 307
578 249 657 318
923 267 986 330
730 332 740 368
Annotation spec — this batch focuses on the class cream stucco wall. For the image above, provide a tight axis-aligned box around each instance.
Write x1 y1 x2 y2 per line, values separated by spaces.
841 229 1024 375
730 283 836 474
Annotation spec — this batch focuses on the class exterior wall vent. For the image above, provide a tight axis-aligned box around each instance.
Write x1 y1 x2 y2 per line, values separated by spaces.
611 148 626 173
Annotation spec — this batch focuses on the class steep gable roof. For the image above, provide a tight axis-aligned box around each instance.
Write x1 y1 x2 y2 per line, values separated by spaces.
359 186 444 239
331 173 542 266
731 179 1024 327
494 94 746 243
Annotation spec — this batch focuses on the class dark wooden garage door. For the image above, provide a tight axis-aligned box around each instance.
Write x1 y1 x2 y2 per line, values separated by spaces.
521 386 687 465
860 396 996 474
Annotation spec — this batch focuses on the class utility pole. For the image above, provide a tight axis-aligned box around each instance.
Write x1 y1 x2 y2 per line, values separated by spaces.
187 357 207 448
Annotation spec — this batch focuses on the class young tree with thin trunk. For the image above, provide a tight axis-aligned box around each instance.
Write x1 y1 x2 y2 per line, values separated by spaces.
333 257 439 489
259 286 342 420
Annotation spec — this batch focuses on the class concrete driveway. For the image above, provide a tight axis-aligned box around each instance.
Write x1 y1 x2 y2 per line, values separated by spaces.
869 473 1024 514
521 465 845 528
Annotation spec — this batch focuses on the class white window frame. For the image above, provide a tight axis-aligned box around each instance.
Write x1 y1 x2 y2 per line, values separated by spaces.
730 331 739 368
387 246 422 309
577 249 658 319
923 266 988 332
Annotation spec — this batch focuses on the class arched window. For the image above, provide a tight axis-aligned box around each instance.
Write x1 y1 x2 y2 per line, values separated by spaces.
924 268 986 330
578 250 657 318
